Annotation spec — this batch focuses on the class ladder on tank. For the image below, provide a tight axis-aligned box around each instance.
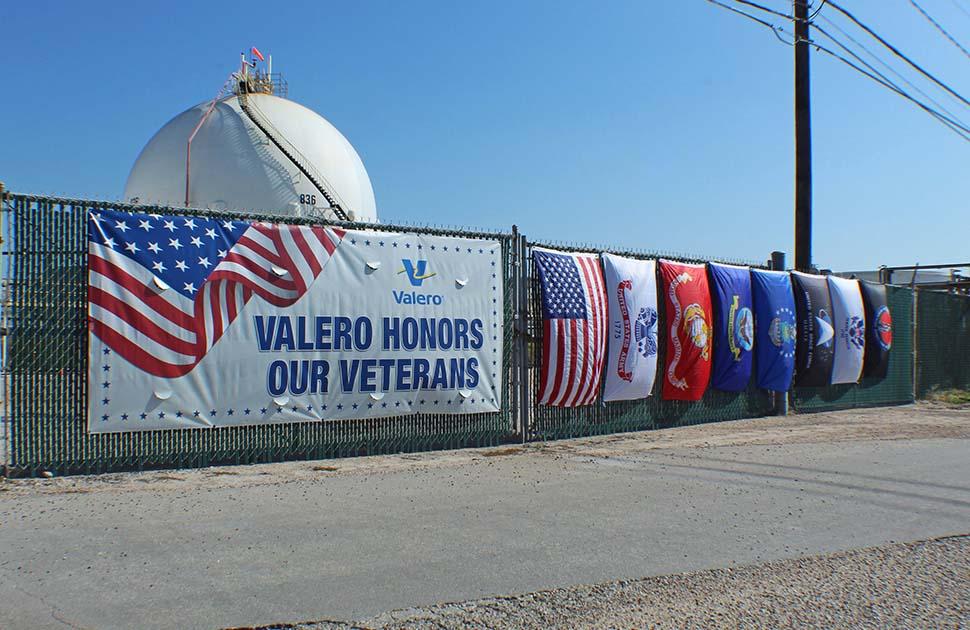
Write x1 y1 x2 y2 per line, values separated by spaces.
237 91 351 222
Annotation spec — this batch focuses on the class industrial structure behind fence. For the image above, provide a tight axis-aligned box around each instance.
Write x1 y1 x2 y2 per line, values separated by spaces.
1 193 966 477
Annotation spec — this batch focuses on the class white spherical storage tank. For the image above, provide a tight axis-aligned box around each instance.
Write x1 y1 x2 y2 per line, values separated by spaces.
124 93 377 222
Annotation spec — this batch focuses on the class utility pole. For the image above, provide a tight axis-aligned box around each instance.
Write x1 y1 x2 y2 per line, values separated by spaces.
794 0 812 272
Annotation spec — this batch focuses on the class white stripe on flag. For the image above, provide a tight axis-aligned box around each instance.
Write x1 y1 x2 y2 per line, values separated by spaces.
89 304 197 365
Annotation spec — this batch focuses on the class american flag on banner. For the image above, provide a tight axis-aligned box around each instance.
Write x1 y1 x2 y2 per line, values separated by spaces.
88 209 344 378
533 247 607 406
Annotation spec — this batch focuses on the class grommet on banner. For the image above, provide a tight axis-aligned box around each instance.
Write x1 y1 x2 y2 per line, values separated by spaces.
458 389 472 399
153 389 172 400
271 266 288 277
152 276 170 291
369 392 384 401
366 261 381 271
272 396 289 407
455 277 468 288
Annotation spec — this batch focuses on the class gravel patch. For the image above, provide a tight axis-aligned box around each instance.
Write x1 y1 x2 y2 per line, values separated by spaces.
263 535 970 630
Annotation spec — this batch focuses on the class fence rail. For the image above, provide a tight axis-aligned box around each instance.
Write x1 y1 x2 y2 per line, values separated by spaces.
1 192 963 477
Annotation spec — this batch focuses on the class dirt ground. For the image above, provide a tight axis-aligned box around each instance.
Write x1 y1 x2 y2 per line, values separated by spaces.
3 402 968 497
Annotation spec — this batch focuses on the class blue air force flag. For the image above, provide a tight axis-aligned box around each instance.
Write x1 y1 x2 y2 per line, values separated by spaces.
602 254 659 401
828 276 866 384
751 269 796 392
708 263 754 392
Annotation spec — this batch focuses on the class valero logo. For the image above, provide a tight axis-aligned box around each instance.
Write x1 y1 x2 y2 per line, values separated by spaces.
394 259 444 306
398 259 436 287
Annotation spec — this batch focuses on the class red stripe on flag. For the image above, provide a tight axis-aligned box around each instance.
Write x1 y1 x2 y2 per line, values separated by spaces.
89 255 195 330
292 227 322 277
88 286 198 357
90 319 195 378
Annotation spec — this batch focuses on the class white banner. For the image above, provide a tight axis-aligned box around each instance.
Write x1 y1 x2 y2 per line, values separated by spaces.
601 254 658 401
827 275 865 385
88 209 503 432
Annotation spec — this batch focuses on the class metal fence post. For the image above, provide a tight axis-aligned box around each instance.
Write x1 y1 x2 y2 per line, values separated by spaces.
912 287 919 401
516 230 531 443
769 251 790 416
0 181 7 476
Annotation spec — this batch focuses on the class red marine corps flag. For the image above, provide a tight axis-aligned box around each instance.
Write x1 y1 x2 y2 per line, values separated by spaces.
659 260 713 401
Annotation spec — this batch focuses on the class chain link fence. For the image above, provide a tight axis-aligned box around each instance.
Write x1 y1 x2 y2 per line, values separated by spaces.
791 285 916 412
916 290 970 397
2 192 964 476
524 241 773 441
1 194 518 476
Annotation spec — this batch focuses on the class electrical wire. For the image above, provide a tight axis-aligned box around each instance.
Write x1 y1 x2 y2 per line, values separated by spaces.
909 0 970 59
816 14 967 134
809 23 970 138
807 38 970 141
703 0 970 142
732 0 793 21
949 0 970 21
704 0 792 44
808 0 826 22
824 0 970 108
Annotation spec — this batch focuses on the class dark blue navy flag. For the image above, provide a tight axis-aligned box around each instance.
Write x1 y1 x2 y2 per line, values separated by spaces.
751 269 796 392
708 263 754 392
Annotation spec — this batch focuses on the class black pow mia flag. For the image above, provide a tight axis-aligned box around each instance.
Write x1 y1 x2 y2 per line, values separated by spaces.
792 271 835 387
860 281 892 379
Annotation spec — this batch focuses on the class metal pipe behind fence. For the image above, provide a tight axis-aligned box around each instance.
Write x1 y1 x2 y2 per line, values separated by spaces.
516 230 530 444
1 181 7 475
770 251 790 416
912 288 919 401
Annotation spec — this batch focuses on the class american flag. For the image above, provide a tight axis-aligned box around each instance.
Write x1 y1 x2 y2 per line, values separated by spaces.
88 209 344 378
533 248 607 407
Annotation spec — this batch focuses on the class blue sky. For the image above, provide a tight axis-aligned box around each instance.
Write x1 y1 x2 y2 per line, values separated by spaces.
2 0 967 270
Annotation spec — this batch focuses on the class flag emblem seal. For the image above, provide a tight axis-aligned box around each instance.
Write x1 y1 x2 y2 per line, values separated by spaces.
635 307 659 359
875 305 893 350
815 309 835 347
769 308 797 359
843 315 866 350
684 303 711 359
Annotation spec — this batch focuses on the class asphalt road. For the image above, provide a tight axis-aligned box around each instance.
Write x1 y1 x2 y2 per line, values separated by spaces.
1 410 968 629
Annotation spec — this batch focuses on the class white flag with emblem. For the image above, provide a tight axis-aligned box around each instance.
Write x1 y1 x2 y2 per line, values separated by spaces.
602 254 659 401
828 275 866 384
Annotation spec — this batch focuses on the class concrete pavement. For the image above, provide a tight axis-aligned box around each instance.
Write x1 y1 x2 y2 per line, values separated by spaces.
0 406 968 629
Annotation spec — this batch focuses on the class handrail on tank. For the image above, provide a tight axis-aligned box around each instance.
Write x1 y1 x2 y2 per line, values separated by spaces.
184 76 236 207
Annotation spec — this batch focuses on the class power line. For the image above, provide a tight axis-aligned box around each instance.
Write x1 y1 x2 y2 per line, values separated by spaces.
815 14 968 132
808 0 826 22
702 0 970 142
909 0 970 59
703 0 792 44
807 30 970 140
732 0 793 21
824 0 970 108
949 0 970 21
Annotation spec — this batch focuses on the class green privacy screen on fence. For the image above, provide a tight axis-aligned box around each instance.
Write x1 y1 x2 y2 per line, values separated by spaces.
3 195 518 476
791 285 916 412
524 242 774 441
916 290 970 397
3 193 955 477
